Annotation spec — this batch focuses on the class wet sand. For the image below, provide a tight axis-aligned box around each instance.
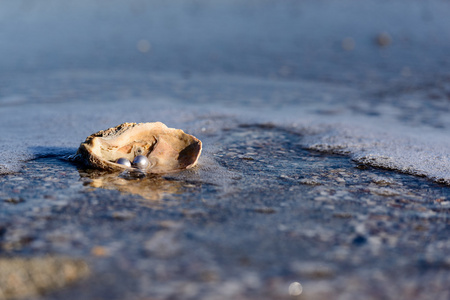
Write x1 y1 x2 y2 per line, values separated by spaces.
1 126 449 299
1 1 450 299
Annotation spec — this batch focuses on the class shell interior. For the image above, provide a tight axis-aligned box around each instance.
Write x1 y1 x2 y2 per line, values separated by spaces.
77 122 202 174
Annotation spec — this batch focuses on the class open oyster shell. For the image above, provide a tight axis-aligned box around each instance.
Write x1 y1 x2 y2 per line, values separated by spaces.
76 122 202 174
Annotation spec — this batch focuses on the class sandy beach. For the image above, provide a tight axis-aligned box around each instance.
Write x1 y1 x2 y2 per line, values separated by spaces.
1 1 449 299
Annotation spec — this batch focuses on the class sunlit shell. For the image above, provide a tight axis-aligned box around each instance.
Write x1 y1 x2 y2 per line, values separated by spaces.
76 122 202 174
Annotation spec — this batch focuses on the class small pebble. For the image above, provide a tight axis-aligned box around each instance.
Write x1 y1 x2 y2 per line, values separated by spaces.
3 197 24 204
110 211 135 220
375 32 392 47
145 231 181 258
91 246 110 257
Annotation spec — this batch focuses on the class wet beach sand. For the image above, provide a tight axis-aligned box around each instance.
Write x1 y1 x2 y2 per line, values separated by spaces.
1 1 450 299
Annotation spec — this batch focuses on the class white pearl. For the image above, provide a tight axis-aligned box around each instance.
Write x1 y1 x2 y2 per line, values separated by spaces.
133 155 150 170
116 157 131 168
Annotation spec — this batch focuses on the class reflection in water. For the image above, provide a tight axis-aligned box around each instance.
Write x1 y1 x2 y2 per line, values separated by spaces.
78 168 190 202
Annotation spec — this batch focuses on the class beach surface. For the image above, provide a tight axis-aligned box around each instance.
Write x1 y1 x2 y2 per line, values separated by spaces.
1 1 449 299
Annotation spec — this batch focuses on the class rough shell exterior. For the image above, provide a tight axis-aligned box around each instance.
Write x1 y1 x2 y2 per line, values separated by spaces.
76 122 202 174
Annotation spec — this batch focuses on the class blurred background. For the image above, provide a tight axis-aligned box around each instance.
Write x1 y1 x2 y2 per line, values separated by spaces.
1 0 449 85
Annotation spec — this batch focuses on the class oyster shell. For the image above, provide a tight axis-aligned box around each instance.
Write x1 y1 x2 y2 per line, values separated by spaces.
76 122 202 173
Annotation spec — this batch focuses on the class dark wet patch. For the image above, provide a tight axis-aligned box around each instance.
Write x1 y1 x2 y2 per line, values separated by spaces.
3 197 25 204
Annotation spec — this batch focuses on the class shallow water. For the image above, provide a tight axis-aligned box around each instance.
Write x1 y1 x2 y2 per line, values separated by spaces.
1 125 449 299
1 1 450 299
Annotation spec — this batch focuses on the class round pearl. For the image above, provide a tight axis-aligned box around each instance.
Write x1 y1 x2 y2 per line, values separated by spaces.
133 155 150 170
116 157 132 168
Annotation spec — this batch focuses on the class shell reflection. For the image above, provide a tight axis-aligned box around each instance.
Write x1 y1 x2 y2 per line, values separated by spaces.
79 169 190 202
